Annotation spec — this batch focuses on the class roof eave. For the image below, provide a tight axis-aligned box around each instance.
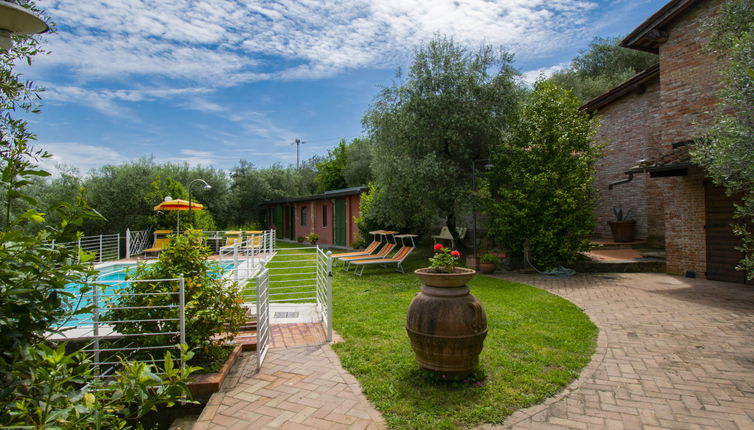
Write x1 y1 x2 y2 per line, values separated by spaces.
621 0 700 52
579 64 660 113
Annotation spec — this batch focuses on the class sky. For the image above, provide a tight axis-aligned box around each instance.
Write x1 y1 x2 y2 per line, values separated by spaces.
21 0 665 175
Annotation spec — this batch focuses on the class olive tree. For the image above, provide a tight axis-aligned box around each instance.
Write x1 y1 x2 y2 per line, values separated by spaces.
362 35 521 243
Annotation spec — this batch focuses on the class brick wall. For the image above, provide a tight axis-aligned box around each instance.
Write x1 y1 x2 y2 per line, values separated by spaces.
592 78 662 243
656 168 707 276
659 0 723 146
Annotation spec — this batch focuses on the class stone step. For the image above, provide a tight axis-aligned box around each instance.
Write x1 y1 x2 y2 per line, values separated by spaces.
573 259 666 273
590 239 649 250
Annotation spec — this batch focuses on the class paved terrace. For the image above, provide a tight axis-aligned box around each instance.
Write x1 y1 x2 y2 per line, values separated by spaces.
488 273 754 430
183 273 753 429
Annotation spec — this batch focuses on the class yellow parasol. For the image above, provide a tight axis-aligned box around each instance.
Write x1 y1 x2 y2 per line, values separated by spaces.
153 198 204 230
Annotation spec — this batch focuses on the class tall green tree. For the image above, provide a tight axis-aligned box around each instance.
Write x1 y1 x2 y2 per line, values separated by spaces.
314 140 348 192
691 0 754 279
363 35 521 242
343 137 373 186
548 36 657 102
484 81 601 269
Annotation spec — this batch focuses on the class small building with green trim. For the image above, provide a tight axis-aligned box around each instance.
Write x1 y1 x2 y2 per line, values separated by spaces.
263 186 367 247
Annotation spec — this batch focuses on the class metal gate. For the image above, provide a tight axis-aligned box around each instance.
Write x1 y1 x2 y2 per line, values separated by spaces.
255 268 270 369
316 248 333 342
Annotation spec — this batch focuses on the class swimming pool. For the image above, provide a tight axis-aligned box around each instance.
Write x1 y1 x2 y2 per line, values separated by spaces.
59 260 238 328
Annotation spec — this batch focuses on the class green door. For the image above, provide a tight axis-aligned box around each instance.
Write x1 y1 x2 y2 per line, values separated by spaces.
274 207 283 234
334 199 346 247
288 206 295 240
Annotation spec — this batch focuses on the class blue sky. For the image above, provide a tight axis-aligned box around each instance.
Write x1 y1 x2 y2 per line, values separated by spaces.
23 0 664 174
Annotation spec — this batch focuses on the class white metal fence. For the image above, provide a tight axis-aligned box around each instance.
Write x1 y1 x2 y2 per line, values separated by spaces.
255 268 270 369
316 248 333 342
52 274 186 378
125 229 149 258
52 233 121 263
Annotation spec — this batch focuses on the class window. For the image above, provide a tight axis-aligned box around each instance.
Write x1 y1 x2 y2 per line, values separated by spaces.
322 205 328 227
300 206 307 226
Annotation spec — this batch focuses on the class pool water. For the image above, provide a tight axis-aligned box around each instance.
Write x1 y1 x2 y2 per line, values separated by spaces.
60 261 237 328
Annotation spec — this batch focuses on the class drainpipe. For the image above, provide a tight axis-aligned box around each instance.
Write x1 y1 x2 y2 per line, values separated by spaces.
608 172 635 190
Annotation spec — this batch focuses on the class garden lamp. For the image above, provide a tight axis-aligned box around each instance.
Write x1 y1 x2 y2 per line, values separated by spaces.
188 179 211 227
0 0 49 51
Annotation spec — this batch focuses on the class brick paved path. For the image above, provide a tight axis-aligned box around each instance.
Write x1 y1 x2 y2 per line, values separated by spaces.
482 273 754 430
194 324 385 430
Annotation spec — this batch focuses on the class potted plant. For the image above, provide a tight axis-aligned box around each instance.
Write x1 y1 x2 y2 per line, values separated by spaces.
306 232 319 245
478 254 499 274
608 206 636 242
407 244 487 379
296 236 305 243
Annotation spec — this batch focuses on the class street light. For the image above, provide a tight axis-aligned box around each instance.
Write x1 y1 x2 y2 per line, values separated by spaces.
188 179 211 227
0 1 49 51
471 159 495 268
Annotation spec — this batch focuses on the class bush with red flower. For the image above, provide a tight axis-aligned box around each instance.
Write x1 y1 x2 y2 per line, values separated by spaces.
429 245 462 273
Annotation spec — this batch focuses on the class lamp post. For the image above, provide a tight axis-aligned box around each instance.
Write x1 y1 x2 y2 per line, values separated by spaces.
188 179 211 227
0 1 49 51
471 159 494 268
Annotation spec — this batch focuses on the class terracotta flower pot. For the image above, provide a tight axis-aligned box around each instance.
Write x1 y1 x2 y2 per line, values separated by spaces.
413 267 476 287
608 220 636 242
478 262 496 274
407 267 486 378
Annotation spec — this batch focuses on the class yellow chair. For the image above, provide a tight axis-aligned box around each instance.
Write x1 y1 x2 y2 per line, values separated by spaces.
143 230 173 257
244 230 264 252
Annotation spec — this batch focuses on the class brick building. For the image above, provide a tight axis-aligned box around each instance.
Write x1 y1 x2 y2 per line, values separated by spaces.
263 186 366 247
585 0 749 283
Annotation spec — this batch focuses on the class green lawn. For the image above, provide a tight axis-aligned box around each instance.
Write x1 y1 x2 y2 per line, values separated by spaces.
257 242 597 429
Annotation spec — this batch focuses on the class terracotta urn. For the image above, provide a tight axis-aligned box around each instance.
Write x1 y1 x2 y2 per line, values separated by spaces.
608 220 636 242
406 267 487 378
478 262 496 274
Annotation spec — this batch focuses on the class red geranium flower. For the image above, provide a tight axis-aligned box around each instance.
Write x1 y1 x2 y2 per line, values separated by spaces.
450 250 460 258
434 243 444 251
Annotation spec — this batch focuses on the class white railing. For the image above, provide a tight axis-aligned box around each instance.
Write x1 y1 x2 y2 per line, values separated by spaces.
126 229 149 258
316 248 333 342
52 233 121 263
255 268 270 369
51 276 186 377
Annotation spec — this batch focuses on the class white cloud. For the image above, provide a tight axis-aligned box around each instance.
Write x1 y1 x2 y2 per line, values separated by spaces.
44 85 213 115
38 0 598 86
37 142 124 174
520 62 570 85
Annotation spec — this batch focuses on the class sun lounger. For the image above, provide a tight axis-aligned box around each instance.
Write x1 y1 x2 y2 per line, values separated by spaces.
350 234 417 276
243 230 264 254
338 241 397 271
331 230 385 258
143 230 173 257
219 231 243 257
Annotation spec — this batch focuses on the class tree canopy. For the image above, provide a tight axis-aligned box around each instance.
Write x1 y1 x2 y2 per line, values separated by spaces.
362 36 522 241
548 36 658 102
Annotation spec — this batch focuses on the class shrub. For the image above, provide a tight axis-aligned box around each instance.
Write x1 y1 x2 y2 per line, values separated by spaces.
2 343 197 429
297 236 305 243
306 232 320 243
484 81 602 269
104 230 245 368
479 254 500 264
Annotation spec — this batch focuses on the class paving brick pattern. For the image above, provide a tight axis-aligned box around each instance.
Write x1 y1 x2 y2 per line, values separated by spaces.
194 323 385 430
481 273 754 430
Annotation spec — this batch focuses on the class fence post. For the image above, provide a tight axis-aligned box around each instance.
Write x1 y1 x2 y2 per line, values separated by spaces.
51 239 55 250
99 234 103 263
179 277 186 370
126 229 131 259
77 238 81 263
233 243 239 283
92 282 100 375
326 251 333 342
117 233 120 260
